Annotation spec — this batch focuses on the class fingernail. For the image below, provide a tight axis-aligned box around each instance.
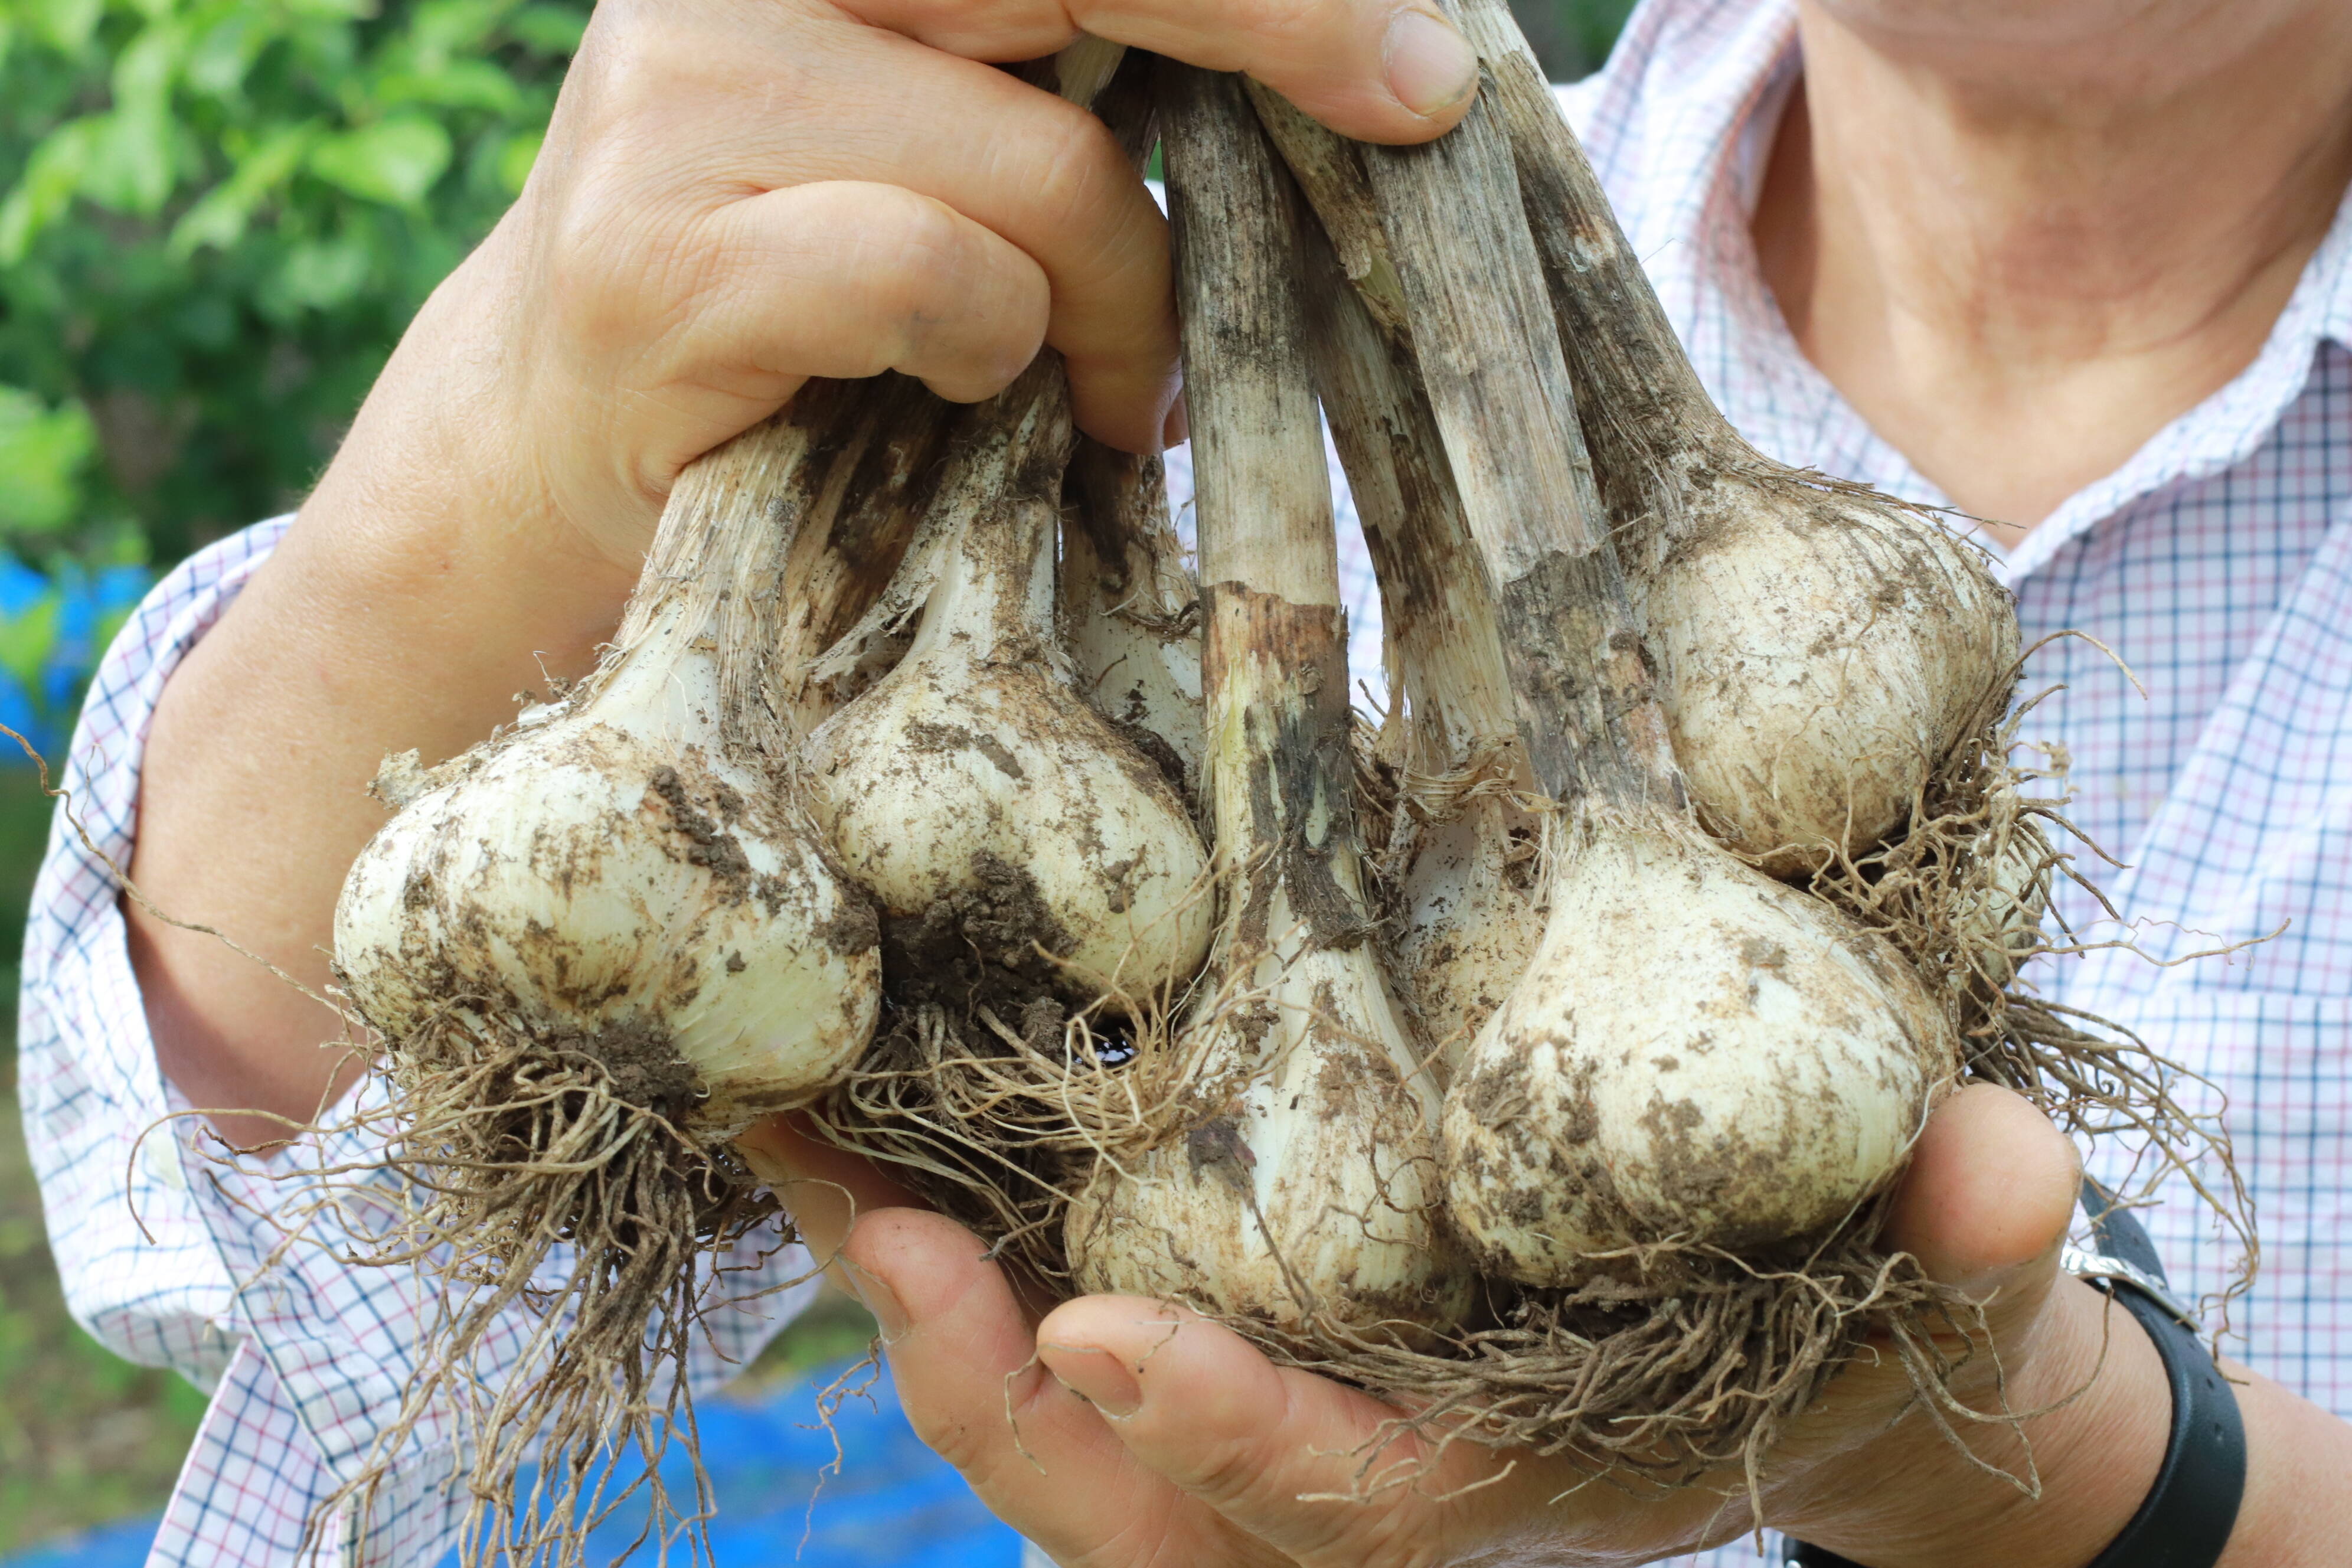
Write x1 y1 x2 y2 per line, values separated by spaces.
841 1259 909 1344
1043 1344 1142 1419
1384 8 1479 119
1160 389 1190 449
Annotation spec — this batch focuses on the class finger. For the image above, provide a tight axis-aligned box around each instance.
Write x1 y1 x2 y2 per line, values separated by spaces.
730 41 1175 450
1886 1083 2081 1300
1760 1085 2086 1484
842 1210 1272 1567
734 1113 929 1266
562 11 1176 450
661 178 1051 406
842 0 1484 142
1034 1296 1564 1565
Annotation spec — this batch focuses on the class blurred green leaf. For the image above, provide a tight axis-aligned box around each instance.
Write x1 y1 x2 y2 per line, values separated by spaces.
508 3 586 55
496 125 540 195
169 119 319 256
79 102 182 215
0 389 97 536
25 0 104 54
183 10 269 99
308 113 452 207
374 58 525 116
0 117 100 264
270 233 374 311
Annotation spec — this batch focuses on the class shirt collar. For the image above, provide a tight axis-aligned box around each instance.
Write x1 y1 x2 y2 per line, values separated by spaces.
1581 0 2352 584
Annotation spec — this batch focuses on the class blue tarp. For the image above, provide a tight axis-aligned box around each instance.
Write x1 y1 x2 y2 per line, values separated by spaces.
5 1366 1021 1568
0 557 150 762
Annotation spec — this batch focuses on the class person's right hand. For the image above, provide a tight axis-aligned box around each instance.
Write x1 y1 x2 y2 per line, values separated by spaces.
130 0 1484 1141
463 0 1488 564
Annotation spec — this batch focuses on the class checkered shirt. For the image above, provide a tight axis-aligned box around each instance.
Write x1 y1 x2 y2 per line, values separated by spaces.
18 0 2351 1561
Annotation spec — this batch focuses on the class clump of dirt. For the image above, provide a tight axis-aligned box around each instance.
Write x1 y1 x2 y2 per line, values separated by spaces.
646 764 752 885
543 1014 702 1122
880 850 1077 1017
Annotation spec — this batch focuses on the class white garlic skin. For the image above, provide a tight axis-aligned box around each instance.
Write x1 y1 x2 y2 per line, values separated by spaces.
1639 482 2018 876
1396 803 1544 1075
1441 818 1956 1284
810 518 1213 1001
335 638 883 1124
1063 903 1471 1339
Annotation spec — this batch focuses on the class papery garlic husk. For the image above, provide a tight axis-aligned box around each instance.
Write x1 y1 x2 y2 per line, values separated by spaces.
1061 437 1206 810
1442 812 1959 1284
336 610 883 1125
810 365 1212 1005
1952 788 2057 989
1394 799 1543 1068
1633 480 2019 877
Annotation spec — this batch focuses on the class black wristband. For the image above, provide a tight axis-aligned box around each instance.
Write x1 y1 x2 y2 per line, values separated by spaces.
1778 1181 2244 1568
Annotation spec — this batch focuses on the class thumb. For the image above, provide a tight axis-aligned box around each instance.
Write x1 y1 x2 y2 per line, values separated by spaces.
1884 1082 2082 1314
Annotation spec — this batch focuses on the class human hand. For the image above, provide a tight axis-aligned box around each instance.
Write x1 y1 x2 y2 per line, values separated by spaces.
387 0 1487 567
748 1086 2185 1567
128 0 1485 1134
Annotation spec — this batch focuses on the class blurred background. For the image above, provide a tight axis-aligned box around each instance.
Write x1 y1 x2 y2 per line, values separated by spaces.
0 0 1635 1557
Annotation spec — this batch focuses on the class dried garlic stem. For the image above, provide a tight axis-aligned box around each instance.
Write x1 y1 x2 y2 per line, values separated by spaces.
1334 26 1955 1282
1065 63 1468 1339
1295 218 1538 1070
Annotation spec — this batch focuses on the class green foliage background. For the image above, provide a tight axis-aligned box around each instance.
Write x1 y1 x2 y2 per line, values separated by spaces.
0 0 1635 1553
0 0 587 577
0 0 1632 582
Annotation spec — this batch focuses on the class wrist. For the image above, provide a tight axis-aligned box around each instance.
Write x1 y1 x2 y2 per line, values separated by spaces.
290 240 642 697
1791 1274 2171 1568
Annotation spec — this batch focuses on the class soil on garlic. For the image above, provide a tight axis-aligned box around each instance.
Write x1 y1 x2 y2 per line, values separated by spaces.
880 849 1075 1021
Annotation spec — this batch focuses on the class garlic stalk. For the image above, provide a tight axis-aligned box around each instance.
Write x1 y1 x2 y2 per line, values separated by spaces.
1456 0 2018 877
808 358 1212 1010
1064 63 1468 1338
1296 214 1538 1069
1337 48 1955 1282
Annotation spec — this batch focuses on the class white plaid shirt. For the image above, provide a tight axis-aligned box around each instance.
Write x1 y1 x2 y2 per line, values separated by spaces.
19 0 2350 1562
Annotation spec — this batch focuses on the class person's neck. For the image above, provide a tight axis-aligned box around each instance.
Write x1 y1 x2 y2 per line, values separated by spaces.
1753 1 2352 540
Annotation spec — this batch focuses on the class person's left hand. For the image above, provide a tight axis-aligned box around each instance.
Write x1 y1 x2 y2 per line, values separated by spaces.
743 1084 2175 1567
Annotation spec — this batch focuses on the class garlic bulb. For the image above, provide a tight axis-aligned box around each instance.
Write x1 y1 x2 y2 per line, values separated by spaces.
1442 816 1952 1278
809 362 1212 1004
1345 62 1955 1285
336 653 880 1126
1629 479 2017 878
337 441 883 1130
1064 62 1468 1339
1458 0 2017 876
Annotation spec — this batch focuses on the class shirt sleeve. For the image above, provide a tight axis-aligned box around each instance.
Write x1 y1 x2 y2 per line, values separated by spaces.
17 518 822 1567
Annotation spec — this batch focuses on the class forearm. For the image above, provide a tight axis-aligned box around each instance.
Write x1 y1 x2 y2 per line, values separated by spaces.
126 234 639 1143
2219 1360 2352 1565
